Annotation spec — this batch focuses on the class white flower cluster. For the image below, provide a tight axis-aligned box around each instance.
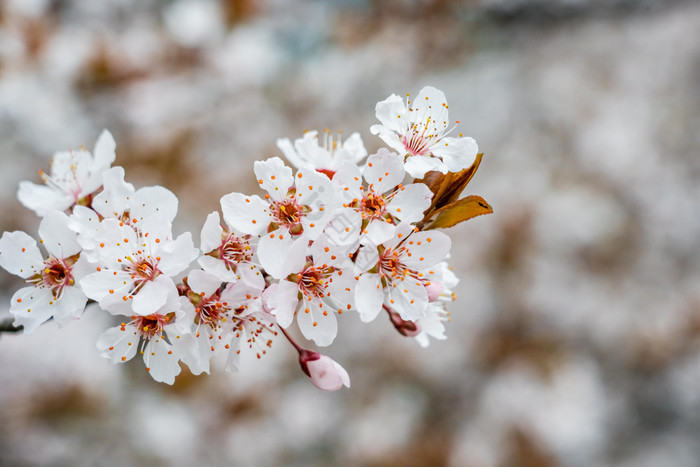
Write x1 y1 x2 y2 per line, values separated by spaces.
0 86 487 390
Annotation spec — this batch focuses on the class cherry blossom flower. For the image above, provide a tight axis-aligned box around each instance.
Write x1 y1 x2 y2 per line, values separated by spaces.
298 349 350 391
18 130 116 216
178 269 276 374
334 148 433 246
277 129 367 176
220 156 339 279
198 211 263 288
70 167 179 260
0 211 90 333
370 86 479 178
80 214 198 316
354 223 451 323
96 282 194 384
265 237 355 346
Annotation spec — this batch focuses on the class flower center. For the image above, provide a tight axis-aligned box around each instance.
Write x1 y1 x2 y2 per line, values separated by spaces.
196 299 231 329
219 233 254 267
38 258 75 296
297 267 332 299
360 193 386 218
133 313 168 339
124 257 161 289
378 249 410 280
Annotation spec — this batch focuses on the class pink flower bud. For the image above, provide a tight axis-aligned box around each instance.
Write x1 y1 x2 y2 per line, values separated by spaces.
386 306 422 337
425 281 443 302
299 349 350 391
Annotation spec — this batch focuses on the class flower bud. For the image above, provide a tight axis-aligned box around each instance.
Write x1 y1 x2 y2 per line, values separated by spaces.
425 281 443 302
298 349 350 391
386 306 422 337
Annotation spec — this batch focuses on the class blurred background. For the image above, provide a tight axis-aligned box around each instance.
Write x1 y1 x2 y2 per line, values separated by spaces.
1 0 699 465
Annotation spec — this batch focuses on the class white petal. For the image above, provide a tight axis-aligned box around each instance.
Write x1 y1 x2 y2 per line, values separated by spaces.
79 269 132 309
295 167 334 208
187 269 222 297
70 206 102 260
197 255 238 282
266 280 299 328
401 231 451 269
92 166 134 219
224 332 243 372
323 209 362 248
132 275 176 316
257 232 307 279
254 157 294 202
373 93 408 134
131 186 179 224
386 183 433 222
158 232 198 276
200 211 223 254
388 277 428 322
97 323 139 364
92 129 117 171
332 161 364 201
411 86 449 133
237 264 265 289
220 192 270 235
0 231 43 278
431 135 479 173
354 273 384 323
364 149 404 194
277 137 308 171
39 210 81 258
363 219 396 247
9 286 54 333
334 132 367 166
297 299 337 347
142 337 181 384
52 286 88 326
404 155 446 179
17 181 74 216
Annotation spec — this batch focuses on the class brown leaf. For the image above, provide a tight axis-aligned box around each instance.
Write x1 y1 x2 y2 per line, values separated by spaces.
418 153 484 220
426 195 493 229
436 153 484 208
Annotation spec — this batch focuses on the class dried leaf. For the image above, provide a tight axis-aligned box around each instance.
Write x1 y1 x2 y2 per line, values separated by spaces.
426 195 493 229
436 153 484 207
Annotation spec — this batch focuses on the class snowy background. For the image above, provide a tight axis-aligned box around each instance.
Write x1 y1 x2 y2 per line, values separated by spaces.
1 0 700 465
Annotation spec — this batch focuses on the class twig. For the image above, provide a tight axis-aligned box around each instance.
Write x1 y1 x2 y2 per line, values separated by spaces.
0 318 22 335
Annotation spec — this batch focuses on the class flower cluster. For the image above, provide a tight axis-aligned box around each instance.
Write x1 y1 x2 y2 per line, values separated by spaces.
0 86 491 389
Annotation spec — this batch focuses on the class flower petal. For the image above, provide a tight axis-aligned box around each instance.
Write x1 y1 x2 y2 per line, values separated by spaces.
354 273 384 323
17 181 73 216
364 149 404 194
9 286 54 333
404 155 446 179
220 193 270 235
200 211 223 254
0 231 43 279
386 183 433 223
39 210 81 258
97 323 139 364
254 157 293 202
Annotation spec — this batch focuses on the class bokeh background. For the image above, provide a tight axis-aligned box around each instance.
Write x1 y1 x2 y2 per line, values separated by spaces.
1 0 699 465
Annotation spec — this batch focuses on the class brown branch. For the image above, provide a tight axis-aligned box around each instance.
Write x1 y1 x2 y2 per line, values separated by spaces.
0 318 22 335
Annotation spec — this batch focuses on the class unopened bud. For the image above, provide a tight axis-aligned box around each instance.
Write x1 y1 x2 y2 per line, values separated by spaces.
298 349 350 391
386 306 421 337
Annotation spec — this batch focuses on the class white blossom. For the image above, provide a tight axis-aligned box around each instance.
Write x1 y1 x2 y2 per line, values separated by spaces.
18 130 116 216
277 129 367 174
370 86 478 178
0 211 90 333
